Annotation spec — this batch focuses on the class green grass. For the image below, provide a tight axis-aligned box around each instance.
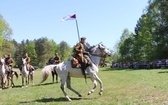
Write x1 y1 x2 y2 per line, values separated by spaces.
1 67 168 105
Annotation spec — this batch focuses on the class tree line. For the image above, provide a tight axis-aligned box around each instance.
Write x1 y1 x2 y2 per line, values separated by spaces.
1 38 72 68
0 15 72 68
113 0 168 63
0 14 112 68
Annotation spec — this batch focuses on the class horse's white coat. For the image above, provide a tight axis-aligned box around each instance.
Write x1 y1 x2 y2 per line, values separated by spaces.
0 58 7 89
21 58 34 87
41 44 112 101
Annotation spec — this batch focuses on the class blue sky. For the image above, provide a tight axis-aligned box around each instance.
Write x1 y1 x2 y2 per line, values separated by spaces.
0 0 148 50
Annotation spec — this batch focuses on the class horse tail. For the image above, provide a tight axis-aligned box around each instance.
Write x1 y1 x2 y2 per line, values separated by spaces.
14 71 18 79
40 65 55 83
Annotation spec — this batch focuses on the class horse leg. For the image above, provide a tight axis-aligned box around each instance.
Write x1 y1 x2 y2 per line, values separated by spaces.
60 77 71 101
88 77 97 95
26 75 29 87
51 71 54 83
22 77 24 88
1 77 3 89
66 75 82 97
11 75 15 87
94 74 103 95
56 72 58 83
0 77 2 90
7 77 10 87
2 76 6 89
31 74 34 85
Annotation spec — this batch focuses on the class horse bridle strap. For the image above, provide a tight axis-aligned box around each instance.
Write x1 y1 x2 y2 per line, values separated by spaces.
90 53 105 58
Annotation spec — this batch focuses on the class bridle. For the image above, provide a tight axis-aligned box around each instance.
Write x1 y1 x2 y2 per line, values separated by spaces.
88 45 107 59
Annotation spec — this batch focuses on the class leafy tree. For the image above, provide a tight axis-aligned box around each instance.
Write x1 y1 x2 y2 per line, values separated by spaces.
59 41 72 61
24 41 37 66
35 37 58 67
0 15 13 56
118 29 134 62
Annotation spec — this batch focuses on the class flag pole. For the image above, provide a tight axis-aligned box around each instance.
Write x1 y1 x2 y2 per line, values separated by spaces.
75 18 80 42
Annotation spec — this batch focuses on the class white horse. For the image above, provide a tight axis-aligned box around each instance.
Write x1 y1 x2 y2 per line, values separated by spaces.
21 58 34 88
41 44 112 101
0 58 7 89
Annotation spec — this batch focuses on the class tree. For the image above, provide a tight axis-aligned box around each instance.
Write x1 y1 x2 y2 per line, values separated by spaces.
59 41 72 61
35 37 58 67
24 41 37 66
0 14 13 56
118 29 134 62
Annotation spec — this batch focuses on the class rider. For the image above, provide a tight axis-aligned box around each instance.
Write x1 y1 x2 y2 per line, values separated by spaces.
20 53 34 72
54 53 61 64
5 54 14 72
4 54 14 78
73 37 92 75
24 53 34 72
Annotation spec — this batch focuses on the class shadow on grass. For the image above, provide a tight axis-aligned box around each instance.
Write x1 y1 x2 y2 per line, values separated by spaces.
101 67 127 71
35 82 60 87
10 82 59 89
158 71 168 74
20 97 94 103
101 67 157 72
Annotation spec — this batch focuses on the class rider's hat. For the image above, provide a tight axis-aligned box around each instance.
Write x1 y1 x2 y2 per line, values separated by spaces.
81 37 86 40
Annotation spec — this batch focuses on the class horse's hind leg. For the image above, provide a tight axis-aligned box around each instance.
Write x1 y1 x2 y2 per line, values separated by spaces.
60 77 72 101
51 71 54 83
66 75 82 97
0 78 3 89
22 77 24 88
55 72 58 83
31 74 34 85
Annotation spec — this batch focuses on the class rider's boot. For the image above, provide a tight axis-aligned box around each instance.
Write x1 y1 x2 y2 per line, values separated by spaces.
81 62 86 75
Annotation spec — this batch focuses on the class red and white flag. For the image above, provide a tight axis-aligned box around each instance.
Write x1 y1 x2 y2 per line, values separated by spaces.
62 14 76 21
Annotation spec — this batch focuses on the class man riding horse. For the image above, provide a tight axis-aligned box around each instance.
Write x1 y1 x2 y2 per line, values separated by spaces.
5 54 14 74
73 37 92 75
54 53 61 64
20 53 34 73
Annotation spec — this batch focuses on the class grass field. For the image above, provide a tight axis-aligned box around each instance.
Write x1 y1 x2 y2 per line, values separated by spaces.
1 67 168 105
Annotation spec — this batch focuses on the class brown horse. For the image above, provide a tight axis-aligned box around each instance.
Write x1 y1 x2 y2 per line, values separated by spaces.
6 70 18 88
46 57 58 83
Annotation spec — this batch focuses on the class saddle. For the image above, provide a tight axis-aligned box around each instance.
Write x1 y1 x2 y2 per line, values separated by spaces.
71 58 81 68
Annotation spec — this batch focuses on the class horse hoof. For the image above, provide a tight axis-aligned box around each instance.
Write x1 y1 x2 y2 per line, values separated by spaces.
78 95 82 97
87 92 91 95
99 92 103 95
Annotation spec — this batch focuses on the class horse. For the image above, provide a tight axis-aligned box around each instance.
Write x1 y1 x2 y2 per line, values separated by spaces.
21 58 34 88
6 70 18 88
46 57 58 83
0 58 7 89
40 43 112 101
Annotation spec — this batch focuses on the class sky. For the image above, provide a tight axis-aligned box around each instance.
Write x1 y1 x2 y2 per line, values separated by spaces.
0 0 148 50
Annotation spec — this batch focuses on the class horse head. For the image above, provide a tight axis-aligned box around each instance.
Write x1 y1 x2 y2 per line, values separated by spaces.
89 43 112 57
0 57 5 65
87 43 112 66
98 44 112 56
22 58 27 65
